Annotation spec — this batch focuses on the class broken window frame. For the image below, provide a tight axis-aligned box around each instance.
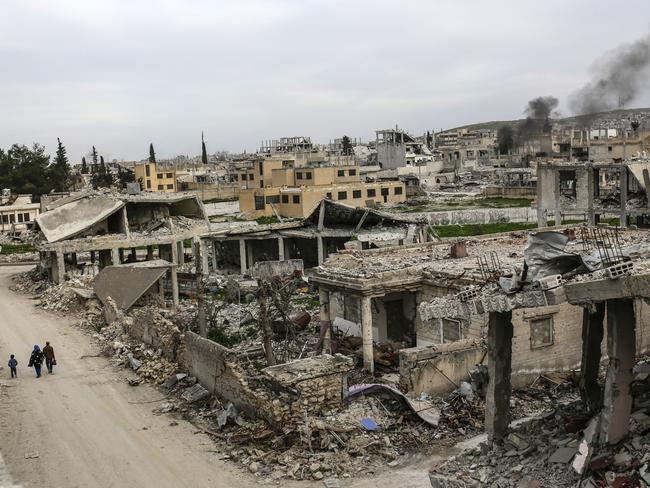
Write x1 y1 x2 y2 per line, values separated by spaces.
394 186 403 195
338 191 348 200
529 315 554 349
440 318 462 343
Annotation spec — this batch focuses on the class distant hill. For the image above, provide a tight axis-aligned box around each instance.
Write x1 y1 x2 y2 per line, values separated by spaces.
446 107 650 133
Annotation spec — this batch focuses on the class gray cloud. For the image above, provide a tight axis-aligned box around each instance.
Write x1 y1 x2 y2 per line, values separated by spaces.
1 0 650 162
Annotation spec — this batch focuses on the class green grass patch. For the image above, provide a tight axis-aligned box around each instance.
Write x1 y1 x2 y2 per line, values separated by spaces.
202 197 238 204
391 197 533 213
0 243 36 254
255 216 280 225
432 219 584 238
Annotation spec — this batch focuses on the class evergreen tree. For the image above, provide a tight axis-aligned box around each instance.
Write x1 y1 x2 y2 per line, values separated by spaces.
201 132 208 166
50 137 70 192
91 146 98 173
149 143 156 165
81 156 88 174
341 135 352 156
117 166 135 189
99 156 114 187
0 143 52 200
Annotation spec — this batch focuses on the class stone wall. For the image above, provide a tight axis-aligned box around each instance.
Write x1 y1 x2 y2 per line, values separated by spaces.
124 307 182 362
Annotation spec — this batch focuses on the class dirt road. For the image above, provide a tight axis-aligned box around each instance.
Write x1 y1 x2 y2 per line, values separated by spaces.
0 265 436 488
0 266 255 488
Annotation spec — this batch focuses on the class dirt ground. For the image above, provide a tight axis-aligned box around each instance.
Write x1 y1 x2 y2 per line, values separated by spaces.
0 265 437 488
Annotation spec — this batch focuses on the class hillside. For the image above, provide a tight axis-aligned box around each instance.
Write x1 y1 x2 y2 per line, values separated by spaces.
446 107 650 133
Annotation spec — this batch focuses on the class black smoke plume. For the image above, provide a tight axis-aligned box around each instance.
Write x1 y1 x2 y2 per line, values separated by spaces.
569 34 650 115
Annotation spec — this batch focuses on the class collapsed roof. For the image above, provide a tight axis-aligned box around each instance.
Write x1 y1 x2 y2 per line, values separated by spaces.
93 260 172 311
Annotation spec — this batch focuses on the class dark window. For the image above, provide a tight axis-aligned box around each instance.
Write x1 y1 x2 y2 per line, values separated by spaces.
394 187 403 195
1 215 7 224
146 180 151 189
349 169 356 176
281 195 289 203
9 214 15 223
23 213 30 222
441 319 462 343
17 214 23 223
367 188 376 197
158 184 164 190
255 196 265 210
352 190 362 198
305 172 312 179
530 317 554 349
167 184 174 189
326 192 332 199
157 173 163 179
166 172 173 178
260 180 264 188
249 173 254 180
266 195 280 204
381 188 389 196
259 162 264 175
233 174 239 180
608 146 613 152
297 172 303 180
241 174 247 181
337 170 345 177
292 195 300 204
338 191 347 200
145 165 151 177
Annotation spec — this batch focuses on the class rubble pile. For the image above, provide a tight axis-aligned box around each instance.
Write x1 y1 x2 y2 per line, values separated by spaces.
0 251 38 263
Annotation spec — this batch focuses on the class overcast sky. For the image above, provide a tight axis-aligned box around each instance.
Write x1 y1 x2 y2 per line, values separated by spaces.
1 0 650 162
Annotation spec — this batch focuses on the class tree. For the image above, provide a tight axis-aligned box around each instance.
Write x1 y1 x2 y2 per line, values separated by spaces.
91 152 113 188
497 126 515 155
117 166 135 189
341 135 352 156
49 137 70 192
426 130 433 149
631 120 640 133
0 143 52 200
91 146 98 174
201 132 208 166
81 156 88 174
149 143 156 165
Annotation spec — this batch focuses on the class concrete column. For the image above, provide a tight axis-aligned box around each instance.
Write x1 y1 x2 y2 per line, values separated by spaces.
212 241 219 273
361 296 374 374
111 248 120 266
317 236 324 265
158 277 166 306
177 241 185 265
579 302 605 412
485 311 513 443
601 298 636 444
246 240 254 269
130 248 137 262
170 242 179 311
554 170 562 225
620 168 628 227
118 248 125 263
239 238 247 274
146 246 154 261
98 250 112 269
56 252 66 284
200 240 209 275
586 165 595 226
278 236 285 261
319 287 331 354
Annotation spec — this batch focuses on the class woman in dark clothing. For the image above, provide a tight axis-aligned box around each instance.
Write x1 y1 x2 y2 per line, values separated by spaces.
28 345 44 378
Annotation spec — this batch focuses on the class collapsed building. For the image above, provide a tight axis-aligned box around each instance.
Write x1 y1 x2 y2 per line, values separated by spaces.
536 160 650 227
34 190 209 308
200 198 433 274
310 230 650 394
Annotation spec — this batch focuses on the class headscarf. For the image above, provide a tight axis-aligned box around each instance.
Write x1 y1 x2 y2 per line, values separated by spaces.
33 345 40 352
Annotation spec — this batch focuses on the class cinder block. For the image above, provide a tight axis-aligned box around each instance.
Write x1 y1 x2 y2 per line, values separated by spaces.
605 261 633 280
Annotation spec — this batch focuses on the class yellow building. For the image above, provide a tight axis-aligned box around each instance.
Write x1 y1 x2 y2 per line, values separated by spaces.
239 164 406 218
134 163 177 192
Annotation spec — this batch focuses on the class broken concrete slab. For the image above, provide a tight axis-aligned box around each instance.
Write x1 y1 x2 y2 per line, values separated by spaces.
548 446 578 464
126 352 142 371
94 260 171 311
181 383 210 404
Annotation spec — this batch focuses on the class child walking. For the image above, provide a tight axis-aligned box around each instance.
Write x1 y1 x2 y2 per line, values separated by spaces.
8 354 17 378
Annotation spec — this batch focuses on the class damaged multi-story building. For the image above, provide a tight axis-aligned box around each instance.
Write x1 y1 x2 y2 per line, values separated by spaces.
199 198 433 273
34 190 209 308
536 159 650 227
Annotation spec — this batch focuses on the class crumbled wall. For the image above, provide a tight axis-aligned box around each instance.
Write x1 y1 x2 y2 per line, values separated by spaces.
399 339 486 396
123 307 182 362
